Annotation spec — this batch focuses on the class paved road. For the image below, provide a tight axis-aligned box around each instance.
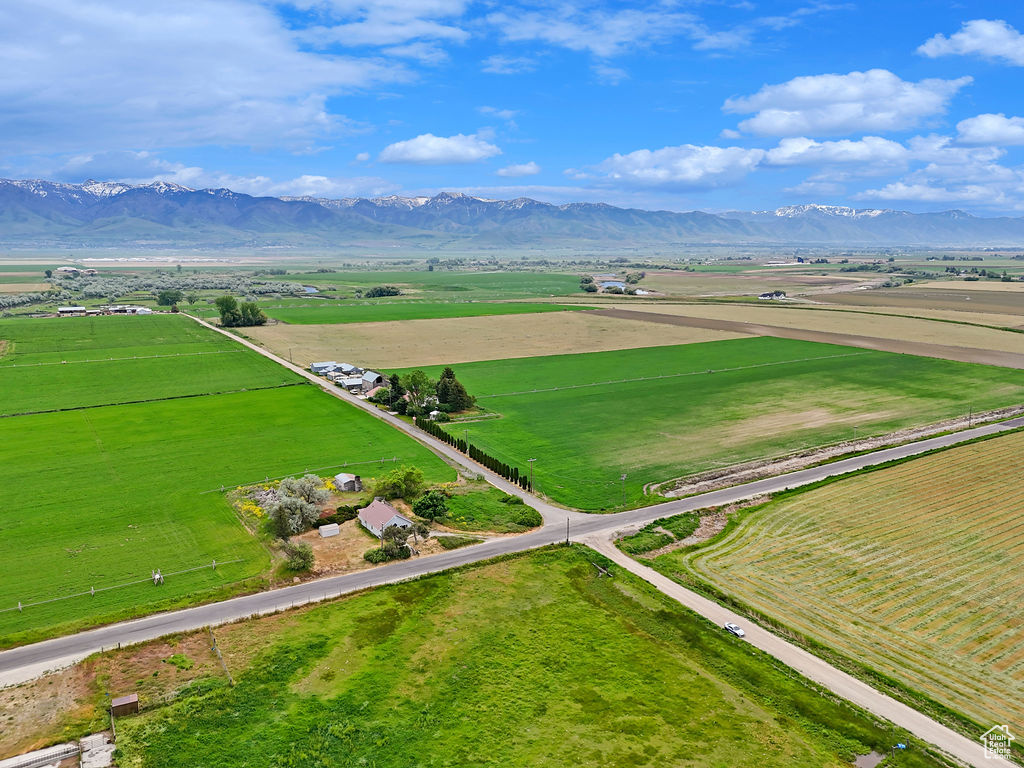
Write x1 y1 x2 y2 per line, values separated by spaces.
2 315 1021 765
587 536 1014 768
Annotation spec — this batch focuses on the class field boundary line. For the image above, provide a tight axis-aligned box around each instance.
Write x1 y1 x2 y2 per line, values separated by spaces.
0 381 306 419
477 351 872 399
0 348 243 369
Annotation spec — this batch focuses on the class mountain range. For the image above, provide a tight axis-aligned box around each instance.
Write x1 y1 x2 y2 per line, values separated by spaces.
3 178 1024 249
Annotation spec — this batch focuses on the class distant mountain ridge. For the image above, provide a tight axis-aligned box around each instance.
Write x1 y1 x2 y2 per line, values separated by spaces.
2 178 1024 248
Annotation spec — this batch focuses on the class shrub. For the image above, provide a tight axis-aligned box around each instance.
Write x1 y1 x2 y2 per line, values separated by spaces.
412 490 449 521
499 494 525 505
436 536 482 550
363 545 411 563
513 508 543 528
282 541 314 572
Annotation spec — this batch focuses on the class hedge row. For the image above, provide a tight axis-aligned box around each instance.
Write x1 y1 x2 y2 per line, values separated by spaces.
416 417 533 491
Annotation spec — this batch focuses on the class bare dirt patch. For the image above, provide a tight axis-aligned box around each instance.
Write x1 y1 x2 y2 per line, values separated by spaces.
0 340 8 360
715 408 899 448
0 632 219 758
242 311 745 369
657 405 1024 497
296 518 447 576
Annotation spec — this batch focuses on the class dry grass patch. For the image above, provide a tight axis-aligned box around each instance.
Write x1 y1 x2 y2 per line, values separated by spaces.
906 279 1024 292
242 311 744 368
0 283 49 293
640 270 869 297
677 430 1024 728
824 286 1024 317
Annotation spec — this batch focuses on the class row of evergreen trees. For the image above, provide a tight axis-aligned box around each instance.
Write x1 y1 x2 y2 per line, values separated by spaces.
416 417 532 491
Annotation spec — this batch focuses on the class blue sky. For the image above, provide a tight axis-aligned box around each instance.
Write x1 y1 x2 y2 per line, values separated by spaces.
4 1 1024 213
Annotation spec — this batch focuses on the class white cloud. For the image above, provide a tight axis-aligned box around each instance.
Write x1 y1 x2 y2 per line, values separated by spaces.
956 114 1024 146
382 42 450 64
856 182 1001 204
763 136 908 166
596 144 765 189
0 0 406 155
496 161 540 177
481 55 536 74
487 8 702 58
724 69 971 136
378 132 501 164
478 106 518 121
784 179 846 197
593 64 629 85
53 150 400 198
354 151 371 163
292 0 469 47
918 19 1024 66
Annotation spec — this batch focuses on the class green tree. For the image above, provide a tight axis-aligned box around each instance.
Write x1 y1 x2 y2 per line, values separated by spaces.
157 289 185 306
400 370 434 407
282 541 314 571
186 293 199 305
267 495 319 537
373 465 425 500
44 269 52 278
279 474 329 506
239 301 268 326
436 367 474 411
412 489 449 521
214 295 243 327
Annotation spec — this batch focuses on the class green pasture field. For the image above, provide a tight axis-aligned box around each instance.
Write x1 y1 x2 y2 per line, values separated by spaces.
286 269 582 299
114 547 944 768
666 430 1024 733
0 315 299 415
399 337 1024 509
248 301 588 325
0 385 454 645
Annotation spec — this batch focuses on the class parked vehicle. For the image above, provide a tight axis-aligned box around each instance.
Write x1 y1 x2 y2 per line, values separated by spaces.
724 622 745 638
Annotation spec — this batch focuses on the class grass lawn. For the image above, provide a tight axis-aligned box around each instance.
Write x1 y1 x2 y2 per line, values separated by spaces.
665 430 1024 732
113 547 944 768
399 336 1024 509
438 486 542 533
0 315 299 415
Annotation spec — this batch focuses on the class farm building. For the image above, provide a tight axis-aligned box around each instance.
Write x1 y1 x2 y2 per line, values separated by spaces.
310 361 338 374
57 306 87 316
358 499 413 538
54 266 81 277
339 363 362 375
340 376 364 391
102 305 152 315
333 472 363 492
361 371 384 392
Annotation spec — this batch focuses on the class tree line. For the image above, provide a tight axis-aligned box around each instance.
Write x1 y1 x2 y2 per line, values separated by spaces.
416 417 532 491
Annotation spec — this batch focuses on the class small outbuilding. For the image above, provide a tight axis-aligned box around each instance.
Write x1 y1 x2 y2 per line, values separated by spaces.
311 361 338 374
339 363 362 375
333 472 363 492
110 693 139 717
361 370 384 392
318 523 340 538
358 499 413 538
340 376 364 391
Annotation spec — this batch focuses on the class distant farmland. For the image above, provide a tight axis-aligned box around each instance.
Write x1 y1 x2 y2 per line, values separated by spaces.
399 337 1024 509
0 315 299 415
254 301 589 325
0 316 454 645
673 430 1024 729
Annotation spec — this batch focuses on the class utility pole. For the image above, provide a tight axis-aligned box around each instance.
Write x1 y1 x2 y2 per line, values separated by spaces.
566 517 570 545
528 458 536 491
968 403 973 428
620 473 627 507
